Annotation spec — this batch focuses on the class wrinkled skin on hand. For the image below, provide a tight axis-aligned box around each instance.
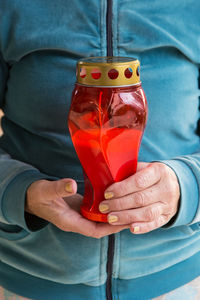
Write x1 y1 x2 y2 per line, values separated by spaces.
99 162 180 234
26 178 128 239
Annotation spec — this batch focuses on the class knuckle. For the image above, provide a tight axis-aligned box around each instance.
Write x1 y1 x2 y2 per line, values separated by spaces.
134 192 146 207
117 182 127 196
145 208 153 221
114 198 124 211
135 174 147 188
125 212 133 224
135 164 157 188
155 216 164 228
145 207 158 221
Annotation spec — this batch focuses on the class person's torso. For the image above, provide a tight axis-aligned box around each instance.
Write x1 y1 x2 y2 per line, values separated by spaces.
0 0 200 286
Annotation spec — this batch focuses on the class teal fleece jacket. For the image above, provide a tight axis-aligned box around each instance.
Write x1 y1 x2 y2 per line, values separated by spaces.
0 1 200 299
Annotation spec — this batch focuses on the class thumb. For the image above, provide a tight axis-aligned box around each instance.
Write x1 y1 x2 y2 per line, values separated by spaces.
40 178 77 200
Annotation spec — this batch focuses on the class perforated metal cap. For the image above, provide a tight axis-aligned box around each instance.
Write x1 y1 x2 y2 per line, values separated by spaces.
76 56 140 87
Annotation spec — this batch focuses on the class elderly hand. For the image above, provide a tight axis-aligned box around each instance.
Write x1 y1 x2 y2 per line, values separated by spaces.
26 178 128 239
99 162 180 234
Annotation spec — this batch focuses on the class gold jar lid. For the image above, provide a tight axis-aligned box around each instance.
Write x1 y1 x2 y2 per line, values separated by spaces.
76 56 140 87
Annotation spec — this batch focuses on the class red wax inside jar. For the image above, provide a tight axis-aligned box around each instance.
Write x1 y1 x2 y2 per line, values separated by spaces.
68 84 147 222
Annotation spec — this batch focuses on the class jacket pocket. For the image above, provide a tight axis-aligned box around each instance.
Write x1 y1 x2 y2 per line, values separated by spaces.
0 222 29 241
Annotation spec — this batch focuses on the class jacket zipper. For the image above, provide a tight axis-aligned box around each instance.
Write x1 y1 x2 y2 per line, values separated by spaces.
106 234 115 300
106 0 113 57
106 1 114 300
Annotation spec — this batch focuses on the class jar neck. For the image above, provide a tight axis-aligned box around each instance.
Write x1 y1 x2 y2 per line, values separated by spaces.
75 82 142 89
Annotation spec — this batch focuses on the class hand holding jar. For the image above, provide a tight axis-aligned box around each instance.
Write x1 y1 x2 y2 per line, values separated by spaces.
26 178 128 239
100 162 180 234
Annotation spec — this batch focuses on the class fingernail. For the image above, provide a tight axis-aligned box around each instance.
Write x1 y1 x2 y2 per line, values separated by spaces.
108 215 118 223
99 203 109 213
65 182 73 193
104 191 114 199
132 226 140 233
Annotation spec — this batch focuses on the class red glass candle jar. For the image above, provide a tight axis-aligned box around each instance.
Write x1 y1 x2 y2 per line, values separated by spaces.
68 57 147 222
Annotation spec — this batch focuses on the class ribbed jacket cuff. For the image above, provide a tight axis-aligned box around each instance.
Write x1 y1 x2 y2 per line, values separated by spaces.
1 170 57 232
161 159 199 227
